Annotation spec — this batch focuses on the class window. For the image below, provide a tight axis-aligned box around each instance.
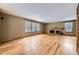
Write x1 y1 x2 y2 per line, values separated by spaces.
25 20 31 32
32 22 37 32
25 20 41 32
36 23 40 31
65 22 73 32
32 22 40 32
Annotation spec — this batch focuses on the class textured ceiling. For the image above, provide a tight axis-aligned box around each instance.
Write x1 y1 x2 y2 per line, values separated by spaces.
0 3 78 23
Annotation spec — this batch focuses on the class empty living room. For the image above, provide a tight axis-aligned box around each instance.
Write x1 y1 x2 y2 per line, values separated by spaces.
0 3 78 55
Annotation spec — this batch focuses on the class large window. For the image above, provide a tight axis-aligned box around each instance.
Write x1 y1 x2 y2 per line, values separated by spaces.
25 20 40 32
36 23 40 31
25 20 31 32
65 22 73 32
32 22 37 32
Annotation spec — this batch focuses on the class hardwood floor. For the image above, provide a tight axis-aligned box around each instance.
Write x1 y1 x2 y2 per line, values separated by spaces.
0 34 77 55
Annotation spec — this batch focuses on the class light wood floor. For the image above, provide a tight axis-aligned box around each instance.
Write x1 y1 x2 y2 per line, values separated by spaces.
0 34 77 55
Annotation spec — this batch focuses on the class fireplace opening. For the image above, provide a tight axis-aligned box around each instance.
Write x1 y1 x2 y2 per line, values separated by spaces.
50 30 55 34
49 28 64 35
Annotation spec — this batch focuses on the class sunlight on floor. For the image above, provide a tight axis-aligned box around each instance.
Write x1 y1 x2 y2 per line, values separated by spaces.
60 37 77 55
